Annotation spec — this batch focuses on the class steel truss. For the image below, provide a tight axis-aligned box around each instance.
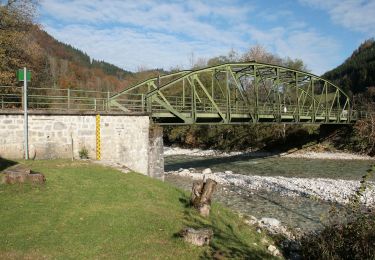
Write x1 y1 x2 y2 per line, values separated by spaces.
110 62 355 125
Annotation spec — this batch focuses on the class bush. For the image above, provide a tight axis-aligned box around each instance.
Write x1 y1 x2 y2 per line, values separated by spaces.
300 166 375 259
300 213 375 260
79 147 89 159
163 124 319 152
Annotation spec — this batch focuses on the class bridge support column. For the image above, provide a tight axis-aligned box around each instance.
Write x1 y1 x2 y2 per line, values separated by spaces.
148 125 164 180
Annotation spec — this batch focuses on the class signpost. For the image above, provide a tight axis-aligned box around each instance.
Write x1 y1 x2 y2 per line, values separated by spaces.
17 68 31 160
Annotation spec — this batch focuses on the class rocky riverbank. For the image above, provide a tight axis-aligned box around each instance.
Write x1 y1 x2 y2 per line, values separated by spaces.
164 146 373 160
163 146 249 157
166 168 375 207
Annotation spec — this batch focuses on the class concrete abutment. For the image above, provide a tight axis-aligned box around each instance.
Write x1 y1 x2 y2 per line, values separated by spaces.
0 113 164 179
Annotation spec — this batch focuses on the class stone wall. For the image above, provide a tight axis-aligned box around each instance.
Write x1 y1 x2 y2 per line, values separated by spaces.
0 114 160 177
148 125 164 180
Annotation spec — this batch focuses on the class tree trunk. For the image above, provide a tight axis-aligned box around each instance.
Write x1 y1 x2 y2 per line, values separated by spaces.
190 178 217 217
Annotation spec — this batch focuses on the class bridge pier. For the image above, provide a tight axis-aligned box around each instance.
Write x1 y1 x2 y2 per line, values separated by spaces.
148 125 164 180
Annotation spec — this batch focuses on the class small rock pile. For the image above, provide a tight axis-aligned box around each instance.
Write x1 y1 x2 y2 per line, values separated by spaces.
243 215 302 259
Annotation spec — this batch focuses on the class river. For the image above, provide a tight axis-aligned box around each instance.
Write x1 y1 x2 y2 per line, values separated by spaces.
164 153 374 231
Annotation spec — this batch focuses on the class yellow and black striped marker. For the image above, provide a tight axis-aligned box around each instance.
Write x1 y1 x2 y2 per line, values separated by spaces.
96 114 101 160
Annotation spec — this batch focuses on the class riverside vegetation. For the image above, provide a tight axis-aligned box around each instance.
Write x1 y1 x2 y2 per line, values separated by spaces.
300 165 375 259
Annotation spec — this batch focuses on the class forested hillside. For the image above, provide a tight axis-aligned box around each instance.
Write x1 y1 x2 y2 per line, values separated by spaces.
323 39 375 95
31 27 135 91
0 1 151 93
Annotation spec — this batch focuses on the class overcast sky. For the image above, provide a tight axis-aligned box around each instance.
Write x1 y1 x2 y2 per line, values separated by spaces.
39 0 375 75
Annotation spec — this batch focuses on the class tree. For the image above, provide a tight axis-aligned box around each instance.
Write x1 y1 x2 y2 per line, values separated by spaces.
0 0 46 87
241 44 282 64
323 38 375 95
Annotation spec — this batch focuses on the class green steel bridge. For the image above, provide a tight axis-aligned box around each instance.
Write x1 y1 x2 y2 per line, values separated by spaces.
0 62 367 125
109 62 361 125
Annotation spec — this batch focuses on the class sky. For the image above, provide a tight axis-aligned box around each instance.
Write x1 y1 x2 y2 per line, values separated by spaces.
39 0 375 75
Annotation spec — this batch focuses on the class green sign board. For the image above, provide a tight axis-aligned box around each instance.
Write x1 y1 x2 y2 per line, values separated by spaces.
16 69 31 82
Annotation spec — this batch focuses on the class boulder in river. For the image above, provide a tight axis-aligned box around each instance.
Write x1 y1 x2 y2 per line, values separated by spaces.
179 169 191 175
260 217 281 228
202 168 212 174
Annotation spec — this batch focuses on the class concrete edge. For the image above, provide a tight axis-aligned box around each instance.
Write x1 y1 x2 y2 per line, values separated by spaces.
0 109 150 116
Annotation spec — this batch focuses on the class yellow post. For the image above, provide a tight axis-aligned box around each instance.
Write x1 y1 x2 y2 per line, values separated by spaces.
96 114 101 160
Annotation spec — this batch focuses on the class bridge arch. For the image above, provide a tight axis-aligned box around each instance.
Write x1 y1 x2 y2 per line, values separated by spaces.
110 62 353 125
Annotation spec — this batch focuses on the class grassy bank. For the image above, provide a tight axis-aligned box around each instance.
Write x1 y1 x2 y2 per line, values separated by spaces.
0 159 275 259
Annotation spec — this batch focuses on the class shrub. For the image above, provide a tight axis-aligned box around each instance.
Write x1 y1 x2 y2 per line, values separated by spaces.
300 166 375 259
79 147 89 159
300 213 375 260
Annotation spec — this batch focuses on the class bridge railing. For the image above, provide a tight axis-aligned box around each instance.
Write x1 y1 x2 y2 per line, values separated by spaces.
0 86 119 112
0 86 366 123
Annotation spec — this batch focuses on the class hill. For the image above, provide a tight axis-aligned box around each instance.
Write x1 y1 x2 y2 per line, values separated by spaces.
323 38 375 94
0 2 160 93
30 26 137 92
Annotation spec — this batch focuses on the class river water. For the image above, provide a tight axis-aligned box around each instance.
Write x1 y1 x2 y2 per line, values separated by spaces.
164 154 374 231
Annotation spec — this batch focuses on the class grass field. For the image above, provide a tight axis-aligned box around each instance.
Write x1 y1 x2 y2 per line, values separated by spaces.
0 159 276 259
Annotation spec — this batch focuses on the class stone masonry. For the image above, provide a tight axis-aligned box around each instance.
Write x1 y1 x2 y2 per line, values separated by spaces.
0 113 164 179
148 125 164 180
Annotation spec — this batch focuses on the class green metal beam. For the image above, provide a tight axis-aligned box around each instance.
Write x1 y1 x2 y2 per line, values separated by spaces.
109 62 353 125
194 75 226 122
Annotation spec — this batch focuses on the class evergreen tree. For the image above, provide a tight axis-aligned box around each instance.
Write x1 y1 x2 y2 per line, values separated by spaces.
323 38 375 94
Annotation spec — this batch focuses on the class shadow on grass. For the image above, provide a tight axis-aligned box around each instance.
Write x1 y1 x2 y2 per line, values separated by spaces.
178 197 191 208
0 157 17 171
176 191 274 259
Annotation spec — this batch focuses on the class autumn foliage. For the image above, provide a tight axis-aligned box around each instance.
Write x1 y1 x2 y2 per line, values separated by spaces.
0 1 161 93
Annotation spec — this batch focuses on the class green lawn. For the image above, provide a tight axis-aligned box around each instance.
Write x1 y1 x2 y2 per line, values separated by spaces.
0 159 276 259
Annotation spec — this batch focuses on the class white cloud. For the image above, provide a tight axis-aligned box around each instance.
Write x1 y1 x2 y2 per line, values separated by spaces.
242 25 341 74
39 0 344 75
299 0 375 35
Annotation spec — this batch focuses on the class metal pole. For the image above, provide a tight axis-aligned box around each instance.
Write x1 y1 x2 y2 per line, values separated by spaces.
191 77 196 122
182 78 185 108
254 67 259 123
226 67 230 123
311 79 315 123
296 73 299 122
141 94 145 112
23 67 29 160
107 90 110 111
67 88 71 110
325 82 328 122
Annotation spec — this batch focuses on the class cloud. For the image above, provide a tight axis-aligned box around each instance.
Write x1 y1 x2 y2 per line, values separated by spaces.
299 0 375 35
42 24 231 71
39 0 343 75
242 26 341 74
